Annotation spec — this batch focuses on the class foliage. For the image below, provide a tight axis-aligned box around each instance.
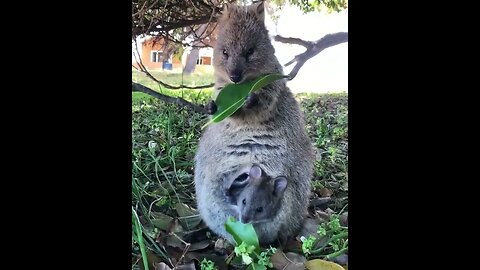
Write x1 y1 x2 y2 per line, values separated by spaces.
200 259 217 270
131 91 348 269
226 217 276 270
301 215 348 259
271 0 348 13
132 0 348 43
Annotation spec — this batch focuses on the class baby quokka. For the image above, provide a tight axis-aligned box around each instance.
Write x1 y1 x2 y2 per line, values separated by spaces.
225 164 288 224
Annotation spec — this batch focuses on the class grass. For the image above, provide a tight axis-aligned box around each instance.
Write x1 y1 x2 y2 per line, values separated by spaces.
299 93 348 208
132 69 214 103
131 71 348 269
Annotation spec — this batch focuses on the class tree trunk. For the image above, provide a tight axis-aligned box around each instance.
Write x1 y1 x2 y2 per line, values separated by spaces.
183 47 199 74
182 24 208 74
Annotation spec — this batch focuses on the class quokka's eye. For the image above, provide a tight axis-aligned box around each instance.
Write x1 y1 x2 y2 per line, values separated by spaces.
242 199 246 205
246 48 254 56
223 49 229 57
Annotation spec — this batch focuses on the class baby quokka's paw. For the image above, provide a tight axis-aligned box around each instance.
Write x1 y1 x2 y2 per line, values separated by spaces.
206 100 217 115
244 93 259 109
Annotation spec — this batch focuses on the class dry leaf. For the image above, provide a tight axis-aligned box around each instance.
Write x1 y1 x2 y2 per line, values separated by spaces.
184 227 210 242
175 261 196 270
305 259 344 270
309 197 331 208
189 240 211 251
165 234 185 249
319 188 333 197
214 238 233 254
167 218 184 234
139 251 168 270
298 218 321 239
314 210 331 223
165 219 187 249
151 212 174 230
339 212 348 227
270 249 306 270
175 203 202 230
155 262 172 270
332 254 348 266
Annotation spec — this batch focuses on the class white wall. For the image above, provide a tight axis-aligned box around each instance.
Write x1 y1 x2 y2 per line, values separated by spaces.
266 5 348 93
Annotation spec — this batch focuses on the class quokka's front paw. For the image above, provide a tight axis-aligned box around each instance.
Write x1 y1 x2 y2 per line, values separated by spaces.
244 93 259 109
206 100 217 115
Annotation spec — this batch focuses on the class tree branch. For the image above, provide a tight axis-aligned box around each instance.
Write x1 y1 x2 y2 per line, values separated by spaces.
274 36 313 49
133 17 217 37
275 32 348 80
132 82 207 114
157 80 215 90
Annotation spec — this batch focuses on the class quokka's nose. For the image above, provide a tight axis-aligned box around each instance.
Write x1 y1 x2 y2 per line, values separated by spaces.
230 71 243 83
241 215 251 224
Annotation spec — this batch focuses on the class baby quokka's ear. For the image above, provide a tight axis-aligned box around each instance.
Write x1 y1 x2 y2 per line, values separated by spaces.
273 176 287 197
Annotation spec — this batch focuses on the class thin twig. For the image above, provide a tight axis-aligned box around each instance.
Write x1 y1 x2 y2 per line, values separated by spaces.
170 232 191 268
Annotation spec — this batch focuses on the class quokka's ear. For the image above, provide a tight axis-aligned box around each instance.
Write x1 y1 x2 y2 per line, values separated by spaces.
272 176 287 197
223 165 252 196
219 2 234 21
249 1 265 21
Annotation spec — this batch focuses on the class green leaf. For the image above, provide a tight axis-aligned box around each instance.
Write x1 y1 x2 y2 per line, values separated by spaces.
225 217 260 251
252 263 267 270
234 242 248 255
242 254 253 265
202 73 287 129
132 208 150 270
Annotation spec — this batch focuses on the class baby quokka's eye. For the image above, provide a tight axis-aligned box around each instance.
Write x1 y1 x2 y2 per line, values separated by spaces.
242 199 246 205
223 49 229 58
256 207 263 213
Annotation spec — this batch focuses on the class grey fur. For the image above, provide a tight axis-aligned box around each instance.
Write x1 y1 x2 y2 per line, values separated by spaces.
225 164 287 224
194 1 314 245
